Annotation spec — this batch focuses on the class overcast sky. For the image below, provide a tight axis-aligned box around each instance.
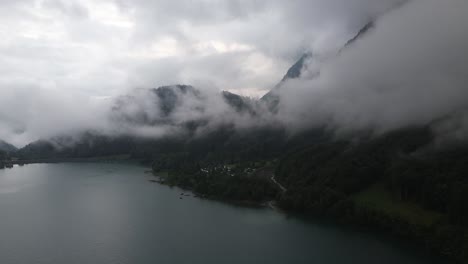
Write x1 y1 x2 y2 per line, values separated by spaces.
0 0 405 145
4 0 466 147
0 0 405 98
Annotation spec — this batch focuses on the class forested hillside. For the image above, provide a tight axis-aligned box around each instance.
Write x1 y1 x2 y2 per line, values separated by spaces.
275 127 468 261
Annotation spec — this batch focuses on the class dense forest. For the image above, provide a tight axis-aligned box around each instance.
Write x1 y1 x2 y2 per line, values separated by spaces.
275 127 468 262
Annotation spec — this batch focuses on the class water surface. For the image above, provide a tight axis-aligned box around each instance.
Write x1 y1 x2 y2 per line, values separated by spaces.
0 163 447 264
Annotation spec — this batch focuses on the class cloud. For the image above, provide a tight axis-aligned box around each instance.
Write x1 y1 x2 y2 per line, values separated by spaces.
0 0 405 98
0 86 110 147
277 0 468 137
107 85 277 141
3 0 464 147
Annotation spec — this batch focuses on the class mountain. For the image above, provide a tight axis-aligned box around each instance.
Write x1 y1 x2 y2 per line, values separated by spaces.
16 86 273 162
16 20 377 158
152 85 201 117
281 52 313 82
261 20 375 112
0 140 17 153
14 20 377 162
17 133 137 160
111 85 203 126
259 53 310 111
17 140 59 159
344 21 374 47
260 52 312 112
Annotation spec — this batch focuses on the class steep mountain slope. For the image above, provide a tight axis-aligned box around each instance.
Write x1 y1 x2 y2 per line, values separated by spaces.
260 20 375 112
275 125 468 262
260 52 312 111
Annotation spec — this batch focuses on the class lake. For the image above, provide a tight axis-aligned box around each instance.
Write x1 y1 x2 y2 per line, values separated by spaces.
0 163 447 264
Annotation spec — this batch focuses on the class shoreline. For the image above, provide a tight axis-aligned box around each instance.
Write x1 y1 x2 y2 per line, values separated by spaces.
147 172 282 210
148 170 460 264
4 161 460 263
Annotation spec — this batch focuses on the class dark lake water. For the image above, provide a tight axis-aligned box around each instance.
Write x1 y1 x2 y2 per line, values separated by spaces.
0 163 448 264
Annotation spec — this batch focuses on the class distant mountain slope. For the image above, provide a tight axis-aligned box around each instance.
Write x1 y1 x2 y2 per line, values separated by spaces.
260 52 312 111
17 133 139 160
280 52 313 82
0 140 17 153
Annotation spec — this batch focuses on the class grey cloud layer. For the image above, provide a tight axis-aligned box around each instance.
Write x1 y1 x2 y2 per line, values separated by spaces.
1 0 465 146
278 0 468 137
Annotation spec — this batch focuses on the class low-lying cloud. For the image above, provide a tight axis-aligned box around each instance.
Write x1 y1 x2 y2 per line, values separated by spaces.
277 0 468 137
1 0 467 147
0 87 111 146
